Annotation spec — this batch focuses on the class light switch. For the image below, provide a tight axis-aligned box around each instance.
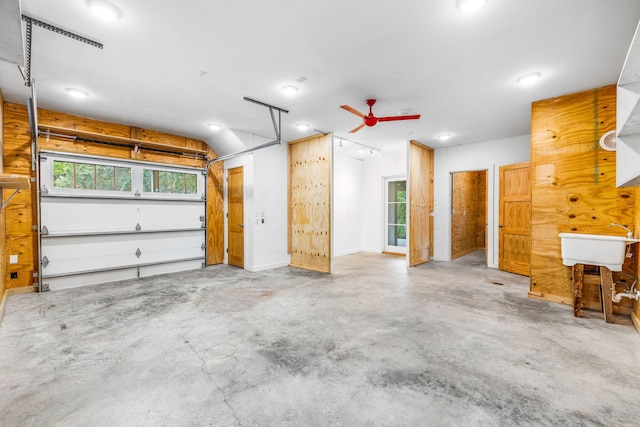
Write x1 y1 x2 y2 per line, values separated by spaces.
9 255 18 264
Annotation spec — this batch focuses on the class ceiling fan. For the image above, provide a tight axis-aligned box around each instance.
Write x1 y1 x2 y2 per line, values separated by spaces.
340 99 421 133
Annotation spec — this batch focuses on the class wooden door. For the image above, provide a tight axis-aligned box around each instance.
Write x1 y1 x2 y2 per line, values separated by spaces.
409 141 434 266
499 162 531 276
227 166 244 268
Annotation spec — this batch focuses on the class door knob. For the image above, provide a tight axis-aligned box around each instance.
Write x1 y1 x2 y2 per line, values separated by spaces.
239 224 244 228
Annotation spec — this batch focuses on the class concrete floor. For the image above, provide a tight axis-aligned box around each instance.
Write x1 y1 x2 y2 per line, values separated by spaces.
1 251 640 426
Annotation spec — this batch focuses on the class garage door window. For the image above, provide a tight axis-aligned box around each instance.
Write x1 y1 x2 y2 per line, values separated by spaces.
53 160 132 192
143 169 198 194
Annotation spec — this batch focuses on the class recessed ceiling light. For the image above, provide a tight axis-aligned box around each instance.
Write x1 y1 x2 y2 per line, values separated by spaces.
87 0 122 21
457 0 486 13
65 88 89 99
207 123 222 131
296 123 310 131
281 85 299 96
437 133 452 141
516 72 542 85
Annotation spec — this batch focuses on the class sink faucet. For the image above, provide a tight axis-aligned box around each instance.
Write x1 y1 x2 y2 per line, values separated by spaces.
610 223 633 239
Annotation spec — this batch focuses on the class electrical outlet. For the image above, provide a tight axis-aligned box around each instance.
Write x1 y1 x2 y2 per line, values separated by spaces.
10 272 18 279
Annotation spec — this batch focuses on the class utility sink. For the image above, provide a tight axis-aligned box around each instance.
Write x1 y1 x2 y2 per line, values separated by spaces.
559 233 640 271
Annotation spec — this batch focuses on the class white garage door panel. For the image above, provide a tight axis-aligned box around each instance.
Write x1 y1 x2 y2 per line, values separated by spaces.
139 259 205 278
41 199 204 234
39 152 208 290
45 269 139 291
44 259 204 291
41 231 204 276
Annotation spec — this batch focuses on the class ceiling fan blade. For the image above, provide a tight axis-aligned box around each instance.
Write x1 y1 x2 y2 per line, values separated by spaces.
377 114 421 122
349 123 366 133
340 105 365 118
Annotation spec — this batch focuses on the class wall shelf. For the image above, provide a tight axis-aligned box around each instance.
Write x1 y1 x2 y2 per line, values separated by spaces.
38 125 209 157
0 174 31 209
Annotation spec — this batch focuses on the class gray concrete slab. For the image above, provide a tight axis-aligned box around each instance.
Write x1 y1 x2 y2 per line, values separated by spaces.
1 251 639 426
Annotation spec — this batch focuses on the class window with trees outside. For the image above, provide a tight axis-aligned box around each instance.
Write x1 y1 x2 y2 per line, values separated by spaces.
142 169 198 194
53 160 132 192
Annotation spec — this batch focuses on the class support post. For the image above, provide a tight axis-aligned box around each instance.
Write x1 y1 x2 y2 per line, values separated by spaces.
572 264 584 317
600 267 614 323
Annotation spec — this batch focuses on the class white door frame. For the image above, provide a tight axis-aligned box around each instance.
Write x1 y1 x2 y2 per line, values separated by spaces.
383 175 407 254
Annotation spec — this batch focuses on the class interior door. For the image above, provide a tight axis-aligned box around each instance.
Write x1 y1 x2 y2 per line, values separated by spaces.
384 178 407 254
499 161 531 276
227 166 244 268
408 141 434 266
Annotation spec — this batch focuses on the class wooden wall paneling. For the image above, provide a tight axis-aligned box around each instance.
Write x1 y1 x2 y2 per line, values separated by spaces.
3 102 224 291
288 134 331 273
409 141 433 266
207 158 224 265
529 85 637 310
477 171 487 249
36 107 205 168
1 89 5 309
451 172 468 259
634 187 640 331
3 103 36 289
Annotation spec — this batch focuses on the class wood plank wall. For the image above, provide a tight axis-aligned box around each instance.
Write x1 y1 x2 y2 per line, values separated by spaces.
0 91 6 311
207 161 224 265
409 141 433 266
477 172 487 249
288 134 331 273
635 188 640 329
529 85 637 311
451 170 487 260
3 102 224 290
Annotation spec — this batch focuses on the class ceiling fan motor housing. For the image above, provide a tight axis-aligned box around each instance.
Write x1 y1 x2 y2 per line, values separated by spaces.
364 116 378 126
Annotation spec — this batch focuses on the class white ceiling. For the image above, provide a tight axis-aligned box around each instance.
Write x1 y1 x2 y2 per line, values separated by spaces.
1 0 640 157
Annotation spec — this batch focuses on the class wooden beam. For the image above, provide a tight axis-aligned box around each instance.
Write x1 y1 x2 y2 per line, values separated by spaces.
38 125 208 156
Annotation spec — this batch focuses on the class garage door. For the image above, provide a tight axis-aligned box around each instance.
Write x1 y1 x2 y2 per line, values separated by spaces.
39 151 206 290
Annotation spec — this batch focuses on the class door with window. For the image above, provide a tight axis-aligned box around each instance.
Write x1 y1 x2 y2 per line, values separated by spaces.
384 178 407 254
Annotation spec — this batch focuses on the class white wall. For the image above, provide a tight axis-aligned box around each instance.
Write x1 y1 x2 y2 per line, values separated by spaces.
223 141 289 272
333 153 364 256
251 142 290 271
360 143 408 253
432 134 530 267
